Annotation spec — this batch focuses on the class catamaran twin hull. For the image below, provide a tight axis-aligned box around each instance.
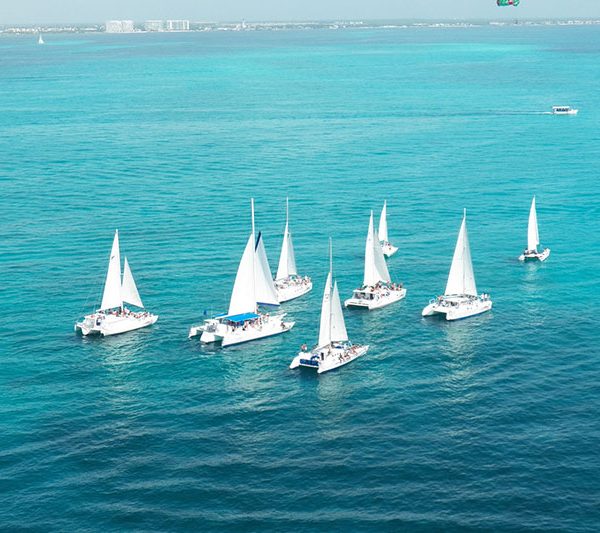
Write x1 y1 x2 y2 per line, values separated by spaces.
345 287 406 310
290 344 369 374
519 248 551 262
75 313 158 336
422 296 492 321
275 278 313 303
195 314 294 347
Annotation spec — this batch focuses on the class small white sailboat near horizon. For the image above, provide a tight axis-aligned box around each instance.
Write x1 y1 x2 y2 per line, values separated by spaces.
75 230 158 336
519 196 550 262
290 239 368 374
38 32 45 45
274 198 312 302
345 210 406 310
378 200 398 257
188 199 294 347
422 210 492 321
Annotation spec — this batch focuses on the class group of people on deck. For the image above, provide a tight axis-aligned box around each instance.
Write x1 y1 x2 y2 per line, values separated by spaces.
275 275 311 290
358 281 403 300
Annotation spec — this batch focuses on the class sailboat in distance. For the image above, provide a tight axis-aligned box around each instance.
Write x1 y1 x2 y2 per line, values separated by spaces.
519 196 550 262
290 239 369 374
188 199 294 347
75 230 158 336
345 210 406 310
274 198 312 302
422 210 492 321
38 32 45 45
378 200 398 257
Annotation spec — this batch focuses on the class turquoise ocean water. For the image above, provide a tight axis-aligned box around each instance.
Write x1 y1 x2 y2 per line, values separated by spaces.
1 26 599 531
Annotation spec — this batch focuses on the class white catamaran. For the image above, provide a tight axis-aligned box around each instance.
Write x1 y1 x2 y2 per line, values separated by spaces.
345 211 406 310
378 200 398 257
422 210 492 321
75 230 158 336
274 198 312 302
189 199 294 347
290 240 368 374
519 196 550 262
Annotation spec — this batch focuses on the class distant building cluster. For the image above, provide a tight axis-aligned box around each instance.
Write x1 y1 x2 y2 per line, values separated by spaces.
105 19 190 33
105 20 134 33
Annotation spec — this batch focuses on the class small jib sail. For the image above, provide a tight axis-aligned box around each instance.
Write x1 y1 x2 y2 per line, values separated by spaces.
527 196 540 252
445 210 477 297
276 198 297 280
378 201 389 243
317 240 348 348
364 211 391 287
121 258 143 308
227 199 280 316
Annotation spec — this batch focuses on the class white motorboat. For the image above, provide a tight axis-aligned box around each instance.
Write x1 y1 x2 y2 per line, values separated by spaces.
345 211 406 310
378 200 398 257
290 240 368 374
422 210 492 321
189 199 294 347
552 106 578 115
274 198 312 303
519 196 550 262
75 230 158 336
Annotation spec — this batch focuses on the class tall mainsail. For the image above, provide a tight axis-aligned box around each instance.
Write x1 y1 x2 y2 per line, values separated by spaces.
527 196 540 252
276 199 297 280
100 230 123 311
228 234 257 316
378 201 389 242
254 232 280 306
317 272 333 348
445 211 477 297
330 281 348 343
121 257 143 308
228 200 279 316
364 211 391 286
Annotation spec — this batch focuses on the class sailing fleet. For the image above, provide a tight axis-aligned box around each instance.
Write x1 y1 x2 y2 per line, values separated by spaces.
75 197 551 373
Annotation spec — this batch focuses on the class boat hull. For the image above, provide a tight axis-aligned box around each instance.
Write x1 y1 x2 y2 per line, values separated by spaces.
75 312 158 336
275 277 313 303
345 287 406 310
195 314 294 347
519 248 550 262
422 296 492 321
290 344 369 374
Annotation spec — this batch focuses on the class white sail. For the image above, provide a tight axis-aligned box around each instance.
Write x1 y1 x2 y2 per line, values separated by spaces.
330 281 348 343
317 272 332 348
378 200 389 242
100 230 123 311
121 257 143 308
444 211 477 297
254 233 280 306
276 223 298 280
527 196 540 252
364 211 391 286
228 234 256 316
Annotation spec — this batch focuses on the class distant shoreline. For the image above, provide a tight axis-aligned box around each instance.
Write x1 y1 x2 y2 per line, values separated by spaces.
2 18 600 35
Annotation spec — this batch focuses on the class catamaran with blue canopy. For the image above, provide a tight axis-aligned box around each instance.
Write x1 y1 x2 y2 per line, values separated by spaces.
188 199 294 347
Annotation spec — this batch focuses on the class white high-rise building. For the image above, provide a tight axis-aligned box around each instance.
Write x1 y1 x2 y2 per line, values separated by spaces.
144 20 164 32
166 20 190 31
105 20 135 33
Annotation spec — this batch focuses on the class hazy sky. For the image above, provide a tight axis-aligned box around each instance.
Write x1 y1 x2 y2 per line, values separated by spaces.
2 0 600 25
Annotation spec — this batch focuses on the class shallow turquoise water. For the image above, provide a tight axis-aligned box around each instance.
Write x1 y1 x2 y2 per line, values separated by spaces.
1 26 599 531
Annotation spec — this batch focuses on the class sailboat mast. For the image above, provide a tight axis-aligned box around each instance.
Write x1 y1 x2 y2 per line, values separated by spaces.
251 198 257 313
329 237 333 347
462 209 467 295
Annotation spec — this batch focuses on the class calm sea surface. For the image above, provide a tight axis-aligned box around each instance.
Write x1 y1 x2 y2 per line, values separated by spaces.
1 25 599 531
